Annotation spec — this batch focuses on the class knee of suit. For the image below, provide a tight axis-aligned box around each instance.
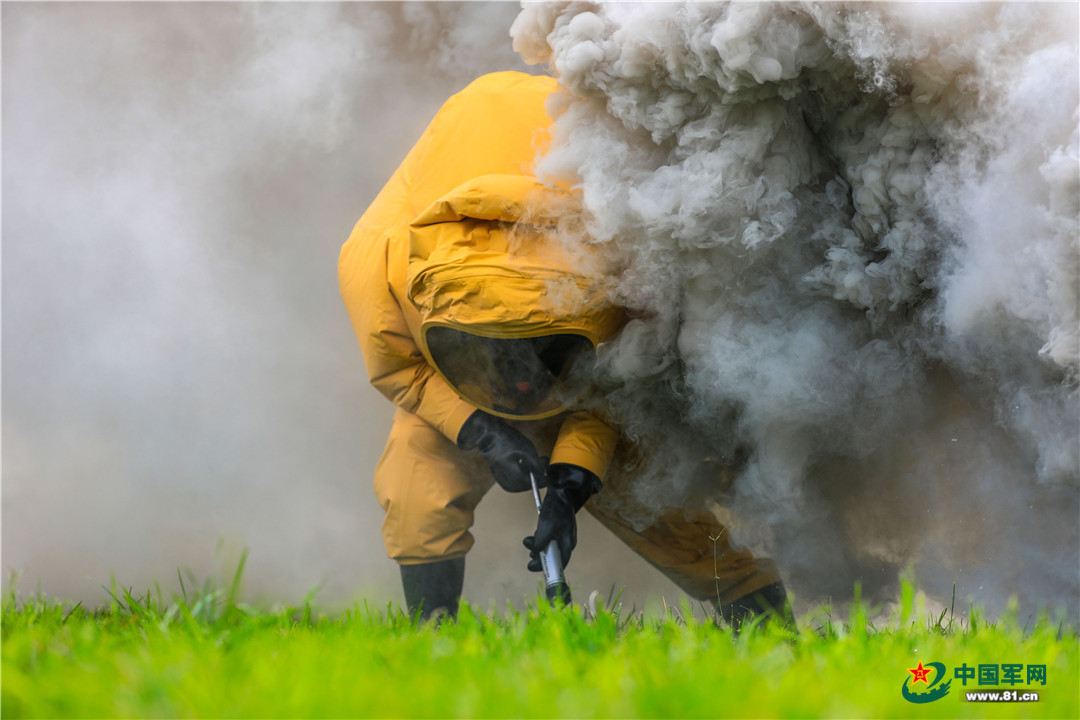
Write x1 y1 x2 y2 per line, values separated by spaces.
374 409 494 564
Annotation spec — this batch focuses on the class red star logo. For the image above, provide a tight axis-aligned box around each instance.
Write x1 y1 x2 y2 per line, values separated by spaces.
908 661 932 685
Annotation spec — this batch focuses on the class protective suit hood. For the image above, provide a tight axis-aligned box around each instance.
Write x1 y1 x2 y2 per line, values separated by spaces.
407 174 623 419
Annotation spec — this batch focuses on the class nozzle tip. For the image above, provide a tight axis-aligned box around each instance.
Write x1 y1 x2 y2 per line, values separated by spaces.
546 582 571 606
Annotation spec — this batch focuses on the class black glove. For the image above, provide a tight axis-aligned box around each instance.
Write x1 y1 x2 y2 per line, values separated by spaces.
457 411 545 493
523 463 601 571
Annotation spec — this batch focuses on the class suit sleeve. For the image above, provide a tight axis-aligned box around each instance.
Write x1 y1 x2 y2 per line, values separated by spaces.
550 411 619 480
339 184 476 443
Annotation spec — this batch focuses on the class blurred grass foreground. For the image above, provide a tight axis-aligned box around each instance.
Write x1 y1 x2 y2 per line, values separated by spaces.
2 560 1077 719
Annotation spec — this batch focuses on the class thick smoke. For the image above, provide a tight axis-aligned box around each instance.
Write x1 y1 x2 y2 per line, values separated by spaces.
513 2 1079 615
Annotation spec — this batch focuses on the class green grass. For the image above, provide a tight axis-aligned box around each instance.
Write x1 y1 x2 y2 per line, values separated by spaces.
2 565 1077 719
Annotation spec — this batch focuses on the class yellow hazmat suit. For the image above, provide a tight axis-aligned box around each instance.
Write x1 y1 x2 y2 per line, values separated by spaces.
339 71 780 605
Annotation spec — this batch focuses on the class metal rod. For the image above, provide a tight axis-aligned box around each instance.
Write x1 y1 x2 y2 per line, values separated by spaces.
529 473 570 604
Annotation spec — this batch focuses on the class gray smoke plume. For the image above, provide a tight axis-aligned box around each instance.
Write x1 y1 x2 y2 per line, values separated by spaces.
513 2 1079 616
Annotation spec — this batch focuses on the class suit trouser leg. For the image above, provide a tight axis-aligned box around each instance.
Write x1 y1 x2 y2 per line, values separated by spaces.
584 497 782 607
373 408 493 565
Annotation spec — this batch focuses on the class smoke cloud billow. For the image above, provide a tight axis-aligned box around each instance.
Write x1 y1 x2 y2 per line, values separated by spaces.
513 2 1079 615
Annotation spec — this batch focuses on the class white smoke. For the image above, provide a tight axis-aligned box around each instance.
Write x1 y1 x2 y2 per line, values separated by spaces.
513 1 1079 615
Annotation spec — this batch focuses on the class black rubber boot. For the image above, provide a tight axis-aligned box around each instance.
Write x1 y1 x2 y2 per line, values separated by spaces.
399 558 465 621
718 581 796 633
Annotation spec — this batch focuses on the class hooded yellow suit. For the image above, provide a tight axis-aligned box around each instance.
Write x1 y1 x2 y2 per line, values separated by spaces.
339 72 779 604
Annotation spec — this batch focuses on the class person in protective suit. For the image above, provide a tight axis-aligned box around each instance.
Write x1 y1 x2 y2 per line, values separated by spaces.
339 71 791 626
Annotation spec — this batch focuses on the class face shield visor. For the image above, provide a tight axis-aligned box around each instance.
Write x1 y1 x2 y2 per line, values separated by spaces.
425 327 595 419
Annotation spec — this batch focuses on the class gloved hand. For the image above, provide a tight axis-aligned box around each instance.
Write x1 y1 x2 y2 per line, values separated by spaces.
523 463 601 571
457 410 545 493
